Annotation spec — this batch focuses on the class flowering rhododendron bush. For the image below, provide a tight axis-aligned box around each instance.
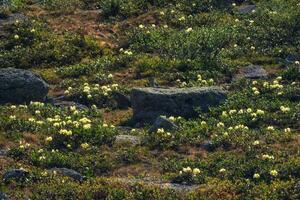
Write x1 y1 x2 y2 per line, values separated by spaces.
0 0 300 199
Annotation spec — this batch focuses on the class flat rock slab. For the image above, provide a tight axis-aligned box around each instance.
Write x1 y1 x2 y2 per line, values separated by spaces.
238 5 256 14
115 135 142 146
233 65 268 81
131 87 227 122
2 169 29 182
50 168 85 182
0 68 49 104
111 177 199 191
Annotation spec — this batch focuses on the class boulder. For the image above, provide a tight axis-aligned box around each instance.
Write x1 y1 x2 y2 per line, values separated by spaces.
2 169 29 182
149 116 178 133
131 87 227 122
0 68 49 104
50 168 85 182
0 13 27 37
238 5 256 14
112 91 131 109
233 65 268 81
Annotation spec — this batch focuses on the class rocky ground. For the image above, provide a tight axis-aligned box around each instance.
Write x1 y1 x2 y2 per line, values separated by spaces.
0 0 300 199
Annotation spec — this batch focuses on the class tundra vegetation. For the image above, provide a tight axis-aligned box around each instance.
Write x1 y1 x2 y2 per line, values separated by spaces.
0 0 300 199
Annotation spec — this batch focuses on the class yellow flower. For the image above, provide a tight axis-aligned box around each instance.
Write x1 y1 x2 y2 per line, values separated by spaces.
219 168 226 173
182 167 192 173
284 128 291 133
185 27 193 33
45 136 53 142
270 170 278 177
9 115 16 120
253 173 260 179
267 126 275 131
83 124 91 130
193 168 201 175
81 143 89 149
280 106 290 113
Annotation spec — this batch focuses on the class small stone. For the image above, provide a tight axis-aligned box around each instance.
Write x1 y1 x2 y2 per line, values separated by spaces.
238 5 256 14
149 116 178 133
3 169 29 182
233 65 268 81
115 135 142 145
52 100 88 110
50 168 85 182
0 149 8 156
285 52 300 63
200 140 215 151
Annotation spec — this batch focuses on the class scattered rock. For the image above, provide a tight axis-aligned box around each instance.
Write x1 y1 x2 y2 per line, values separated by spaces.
0 68 49 104
149 116 178 133
51 99 88 110
131 87 227 122
115 135 142 146
238 5 256 14
200 140 215 151
50 168 85 182
286 52 300 63
2 169 29 182
233 64 268 81
112 91 131 109
0 13 27 37
112 177 199 191
0 149 8 156
0 192 7 200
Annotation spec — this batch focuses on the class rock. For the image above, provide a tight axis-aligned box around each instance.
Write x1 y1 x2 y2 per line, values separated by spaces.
51 99 88 110
238 5 256 14
286 52 300 63
2 169 29 182
112 91 131 109
0 192 7 200
0 149 8 156
200 140 215 151
149 116 178 133
0 68 49 104
0 13 27 37
115 135 142 146
51 168 85 182
233 65 268 81
131 87 227 122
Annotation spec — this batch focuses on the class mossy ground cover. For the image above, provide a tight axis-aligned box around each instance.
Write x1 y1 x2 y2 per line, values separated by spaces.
0 0 300 199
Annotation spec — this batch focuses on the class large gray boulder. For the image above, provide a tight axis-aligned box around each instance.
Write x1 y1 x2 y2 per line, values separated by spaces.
131 87 227 122
0 68 49 104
